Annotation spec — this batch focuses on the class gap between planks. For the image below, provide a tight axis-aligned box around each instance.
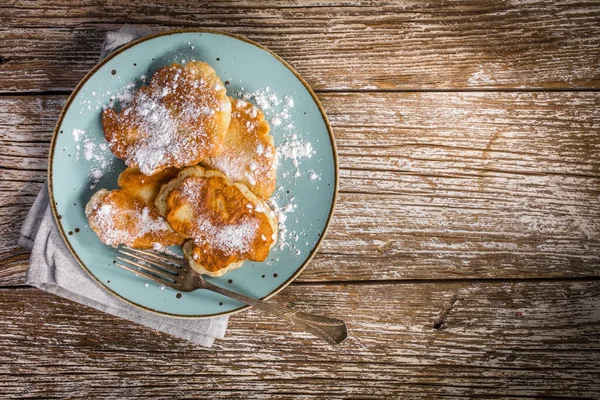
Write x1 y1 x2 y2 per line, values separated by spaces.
2 270 600 290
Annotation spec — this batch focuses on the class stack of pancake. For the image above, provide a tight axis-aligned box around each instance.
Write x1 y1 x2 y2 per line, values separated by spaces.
86 61 278 277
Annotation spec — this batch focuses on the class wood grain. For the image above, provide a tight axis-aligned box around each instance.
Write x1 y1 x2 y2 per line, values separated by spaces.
0 248 29 287
2 1 600 397
1 92 599 284
0 281 598 398
1 0 600 92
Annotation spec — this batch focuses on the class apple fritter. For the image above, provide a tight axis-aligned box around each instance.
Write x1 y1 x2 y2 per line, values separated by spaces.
202 97 276 199
85 167 184 249
102 61 231 175
155 166 277 277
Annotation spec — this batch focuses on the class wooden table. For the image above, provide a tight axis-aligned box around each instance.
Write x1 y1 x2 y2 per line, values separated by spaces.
1 1 599 398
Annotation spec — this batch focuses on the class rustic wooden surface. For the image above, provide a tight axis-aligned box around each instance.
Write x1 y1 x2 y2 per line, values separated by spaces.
1 1 599 398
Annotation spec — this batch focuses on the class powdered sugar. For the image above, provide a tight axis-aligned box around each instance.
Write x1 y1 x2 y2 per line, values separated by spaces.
80 72 324 268
236 86 316 180
278 136 314 160
89 203 169 247
89 169 105 190
106 63 230 175
70 129 114 189
127 92 178 174
84 141 97 161
231 86 322 254
196 218 260 255
277 134 314 177
91 169 104 180
268 196 298 251
178 178 264 256
285 96 294 108
72 129 84 142
116 82 136 106
137 207 170 234
242 87 294 130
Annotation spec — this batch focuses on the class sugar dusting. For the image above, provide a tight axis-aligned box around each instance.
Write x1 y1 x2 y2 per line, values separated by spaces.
76 67 324 264
125 91 179 174
268 196 298 250
235 85 323 255
242 88 295 131
195 218 260 255
278 134 314 176
72 129 85 142
89 203 170 247
205 99 274 192
179 178 262 256
105 63 230 175
71 129 114 189
238 86 315 177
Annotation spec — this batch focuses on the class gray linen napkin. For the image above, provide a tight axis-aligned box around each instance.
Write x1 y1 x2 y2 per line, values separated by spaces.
18 26 228 347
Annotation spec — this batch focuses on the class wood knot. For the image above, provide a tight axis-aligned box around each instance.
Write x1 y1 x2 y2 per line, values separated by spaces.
0 56 7 65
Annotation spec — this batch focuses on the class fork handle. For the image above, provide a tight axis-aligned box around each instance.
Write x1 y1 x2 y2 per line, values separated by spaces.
201 280 348 345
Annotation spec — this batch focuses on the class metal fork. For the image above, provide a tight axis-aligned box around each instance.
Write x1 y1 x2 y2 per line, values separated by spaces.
115 247 348 345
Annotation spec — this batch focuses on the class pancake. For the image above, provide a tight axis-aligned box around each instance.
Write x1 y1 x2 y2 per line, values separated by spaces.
202 97 276 199
86 189 183 249
85 167 184 249
155 166 277 277
102 61 231 175
118 167 180 203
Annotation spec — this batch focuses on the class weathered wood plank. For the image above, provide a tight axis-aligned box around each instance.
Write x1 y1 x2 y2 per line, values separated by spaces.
1 1 600 91
1 92 599 284
0 248 29 287
0 281 598 398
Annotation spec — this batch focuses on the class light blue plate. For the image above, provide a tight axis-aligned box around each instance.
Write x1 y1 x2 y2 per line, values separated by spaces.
49 30 337 318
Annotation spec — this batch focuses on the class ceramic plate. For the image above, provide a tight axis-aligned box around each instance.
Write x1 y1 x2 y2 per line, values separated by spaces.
49 29 337 318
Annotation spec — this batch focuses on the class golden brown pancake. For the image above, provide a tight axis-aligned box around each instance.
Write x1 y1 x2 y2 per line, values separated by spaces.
86 189 184 249
118 167 180 203
155 166 277 277
202 97 276 199
86 167 184 249
102 61 231 175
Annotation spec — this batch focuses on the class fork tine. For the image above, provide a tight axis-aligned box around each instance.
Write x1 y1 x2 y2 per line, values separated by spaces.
116 256 176 283
122 246 186 267
118 248 181 274
114 261 173 287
